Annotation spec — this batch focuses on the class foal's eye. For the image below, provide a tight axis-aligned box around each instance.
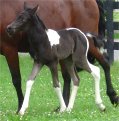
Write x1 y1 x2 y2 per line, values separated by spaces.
18 16 26 22
21 18 25 22
22 18 26 22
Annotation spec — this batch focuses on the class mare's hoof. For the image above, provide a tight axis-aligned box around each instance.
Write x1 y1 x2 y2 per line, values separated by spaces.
114 96 119 107
110 95 119 106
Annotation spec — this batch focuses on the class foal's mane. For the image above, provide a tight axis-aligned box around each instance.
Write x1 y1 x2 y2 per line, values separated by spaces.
35 14 48 31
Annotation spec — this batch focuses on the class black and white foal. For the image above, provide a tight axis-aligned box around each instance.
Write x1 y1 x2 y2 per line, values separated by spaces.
7 4 105 115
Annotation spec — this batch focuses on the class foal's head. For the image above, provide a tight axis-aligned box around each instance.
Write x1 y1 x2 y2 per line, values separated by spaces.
6 2 39 36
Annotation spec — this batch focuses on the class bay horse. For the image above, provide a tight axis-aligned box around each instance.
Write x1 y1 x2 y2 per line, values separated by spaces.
0 0 118 113
7 4 105 115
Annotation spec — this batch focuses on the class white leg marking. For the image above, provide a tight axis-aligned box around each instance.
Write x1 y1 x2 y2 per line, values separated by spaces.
19 80 34 115
67 85 78 112
89 63 105 111
54 87 66 112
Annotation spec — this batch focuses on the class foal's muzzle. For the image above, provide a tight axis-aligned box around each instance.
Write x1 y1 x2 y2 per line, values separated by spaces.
6 25 16 37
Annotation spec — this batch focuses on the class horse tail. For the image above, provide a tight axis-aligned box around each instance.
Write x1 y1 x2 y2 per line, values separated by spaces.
96 0 106 39
85 33 104 48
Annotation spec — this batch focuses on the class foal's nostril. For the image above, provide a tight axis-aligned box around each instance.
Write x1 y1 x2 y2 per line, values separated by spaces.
6 25 14 37
6 26 12 33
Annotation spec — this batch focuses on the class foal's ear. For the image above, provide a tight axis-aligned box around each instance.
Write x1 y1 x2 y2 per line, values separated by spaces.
24 2 28 10
31 5 39 15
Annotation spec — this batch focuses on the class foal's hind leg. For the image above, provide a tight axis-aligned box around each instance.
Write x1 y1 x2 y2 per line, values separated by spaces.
88 62 106 111
88 42 119 105
19 61 42 115
67 68 79 112
60 61 71 106
63 62 79 112
74 54 105 110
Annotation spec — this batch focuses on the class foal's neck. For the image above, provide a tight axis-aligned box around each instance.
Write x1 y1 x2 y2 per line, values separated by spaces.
30 15 46 33
28 15 48 42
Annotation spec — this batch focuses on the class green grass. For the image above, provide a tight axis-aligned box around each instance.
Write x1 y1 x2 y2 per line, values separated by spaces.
0 55 119 121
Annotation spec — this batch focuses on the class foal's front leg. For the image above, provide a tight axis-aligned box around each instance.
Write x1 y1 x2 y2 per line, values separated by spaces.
49 63 66 112
19 61 43 115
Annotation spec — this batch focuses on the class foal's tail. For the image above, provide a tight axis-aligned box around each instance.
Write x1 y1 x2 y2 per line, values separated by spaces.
96 0 106 39
85 33 104 49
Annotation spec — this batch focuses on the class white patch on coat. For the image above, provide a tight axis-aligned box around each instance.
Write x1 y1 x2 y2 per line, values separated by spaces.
46 29 60 47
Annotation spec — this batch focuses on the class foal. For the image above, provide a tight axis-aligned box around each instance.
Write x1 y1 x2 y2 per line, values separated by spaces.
7 4 105 115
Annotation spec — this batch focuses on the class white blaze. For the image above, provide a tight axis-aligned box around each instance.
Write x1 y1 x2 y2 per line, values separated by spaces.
46 29 60 47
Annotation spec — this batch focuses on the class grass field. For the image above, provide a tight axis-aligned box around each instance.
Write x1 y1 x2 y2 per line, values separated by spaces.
0 55 119 121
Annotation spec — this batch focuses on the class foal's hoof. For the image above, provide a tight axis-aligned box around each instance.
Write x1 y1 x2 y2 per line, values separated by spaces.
66 108 72 113
53 106 66 113
59 106 66 113
19 111 25 116
16 110 20 115
19 109 25 116
98 103 106 112
19 112 24 116
53 107 60 112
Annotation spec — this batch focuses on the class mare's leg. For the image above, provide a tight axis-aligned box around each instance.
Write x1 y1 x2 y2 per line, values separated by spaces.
88 62 105 111
19 61 42 115
49 62 66 112
4 48 23 113
89 41 119 105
